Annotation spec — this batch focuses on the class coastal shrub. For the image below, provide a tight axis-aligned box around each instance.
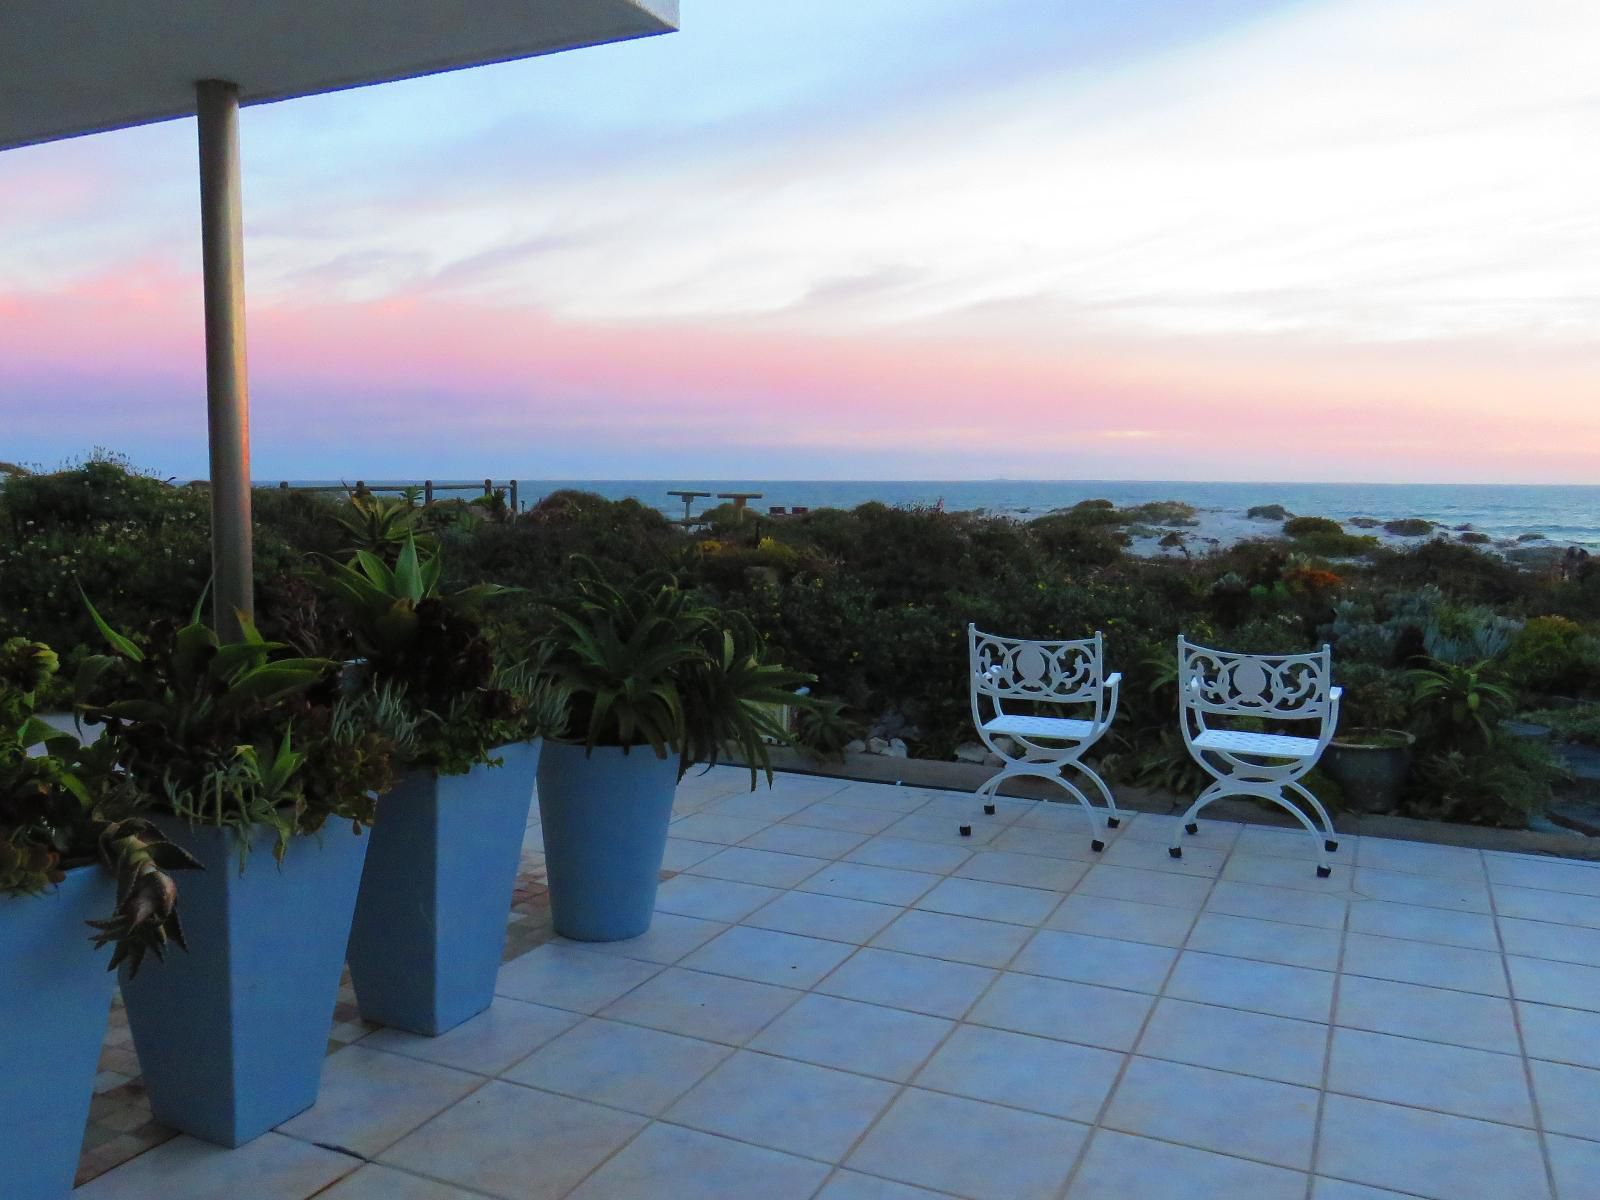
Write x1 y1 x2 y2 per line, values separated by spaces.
1502 616 1600 695
1405 738 1562 827
1247 504 1291 521
1122 500 1198 527
1334 662 1412 731
1367 540 1526 605
1521 704 1600 747
1291 530 1378 558
1349 517 1382 529
1385 518 1435 536
1460 531 1491 545
1028 514 1126 565
1284 516 1342 537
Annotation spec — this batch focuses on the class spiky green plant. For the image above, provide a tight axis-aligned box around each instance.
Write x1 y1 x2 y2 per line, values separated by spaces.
2 636 201 975
539 558 814 784
1409 658 1515 745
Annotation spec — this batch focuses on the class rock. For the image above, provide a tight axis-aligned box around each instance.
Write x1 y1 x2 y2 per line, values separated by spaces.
844 739 867 755
1247 504 1291 521
886 738 908 758
1517 532 1547 542
1349 517 1382 529
984 753 1007 767
866 736 890 756
954 742 989 764
1459 531 1491 545
1383 518 1434 536
991 736 1016 756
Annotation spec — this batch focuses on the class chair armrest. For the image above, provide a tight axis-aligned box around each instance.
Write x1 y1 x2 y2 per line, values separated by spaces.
1329 686 1344 701
1103 673 1123 690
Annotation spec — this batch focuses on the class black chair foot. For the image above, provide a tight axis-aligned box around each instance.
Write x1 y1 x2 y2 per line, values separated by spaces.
1185 822 1199 836
1168 846 1183 859
1316 864 1332 879
1091 839 1106 853
959 825 972 838
1325 838 1339 853
983 803 997 816
1107 817 1121 829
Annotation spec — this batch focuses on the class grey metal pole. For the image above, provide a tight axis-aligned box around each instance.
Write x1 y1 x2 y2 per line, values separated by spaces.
196 80 253 639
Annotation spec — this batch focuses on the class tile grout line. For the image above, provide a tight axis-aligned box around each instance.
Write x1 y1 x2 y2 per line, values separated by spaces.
1488 857 1563 1200
1051 814 1232 1200
804 792 1094 1199
1305 844 1355 1200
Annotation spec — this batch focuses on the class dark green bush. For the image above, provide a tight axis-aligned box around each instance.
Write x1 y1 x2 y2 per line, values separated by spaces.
1503 616 1599 695
1384 518 1435 537
1284 516 1342 537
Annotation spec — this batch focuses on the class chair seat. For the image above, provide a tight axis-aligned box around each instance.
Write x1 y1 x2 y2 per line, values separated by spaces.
983 715 1097 742
1192 729 1319 759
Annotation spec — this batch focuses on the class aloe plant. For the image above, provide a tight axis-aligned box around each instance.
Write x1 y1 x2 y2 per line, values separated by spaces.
1409 658 1515 745
540 559 814 783
317 535 527 773
2 637 200 975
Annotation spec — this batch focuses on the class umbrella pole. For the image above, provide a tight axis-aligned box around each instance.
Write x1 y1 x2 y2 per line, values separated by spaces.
196 79 253 639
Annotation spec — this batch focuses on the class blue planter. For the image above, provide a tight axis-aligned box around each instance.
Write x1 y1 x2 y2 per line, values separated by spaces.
120 819 369 1147
1 866 117 1200
537 741 679 941
347 741 540 1036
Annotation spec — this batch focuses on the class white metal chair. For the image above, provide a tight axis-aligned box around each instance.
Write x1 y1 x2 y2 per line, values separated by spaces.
969 624 1121 851
1170 636 1343 876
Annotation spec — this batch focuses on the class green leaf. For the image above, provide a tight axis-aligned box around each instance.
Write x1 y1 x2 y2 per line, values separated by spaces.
79 586 144 662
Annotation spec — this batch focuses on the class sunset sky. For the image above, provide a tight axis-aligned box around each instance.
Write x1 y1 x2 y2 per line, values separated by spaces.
1 0 1597 483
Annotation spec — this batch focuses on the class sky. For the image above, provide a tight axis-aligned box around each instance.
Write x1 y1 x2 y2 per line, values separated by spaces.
1 0 1597 484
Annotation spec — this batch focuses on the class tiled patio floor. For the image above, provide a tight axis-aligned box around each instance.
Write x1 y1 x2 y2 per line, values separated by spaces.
77 768 1600 1200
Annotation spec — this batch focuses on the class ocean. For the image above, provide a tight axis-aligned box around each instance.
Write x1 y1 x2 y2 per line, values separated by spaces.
286 479 1600 550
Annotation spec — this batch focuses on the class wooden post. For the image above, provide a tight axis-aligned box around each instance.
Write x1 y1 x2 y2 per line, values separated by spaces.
424 480 434 506
510 480 519 513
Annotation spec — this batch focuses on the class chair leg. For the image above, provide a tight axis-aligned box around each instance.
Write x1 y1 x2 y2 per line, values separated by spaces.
1066 759 1121 828
1043 774 1108 852
1286 781 1339 852
1169 781 1225 855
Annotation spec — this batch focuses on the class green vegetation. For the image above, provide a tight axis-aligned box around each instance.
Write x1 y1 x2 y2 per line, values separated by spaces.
1284 516 1342 537
1385 518 1435 536
6 458 1600 830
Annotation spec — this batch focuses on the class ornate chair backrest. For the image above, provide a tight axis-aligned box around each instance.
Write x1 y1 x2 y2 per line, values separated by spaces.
1177 636 1333 722
969 626 1104 717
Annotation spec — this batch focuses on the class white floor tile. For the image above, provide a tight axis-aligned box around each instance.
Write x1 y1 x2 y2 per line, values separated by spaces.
914 1024 1123 1121
598 967 801 1044
1530 1058 1600 1141
747 889 903 944
669 812 774 845
1355 839 1484 881
1499 916 1600 968
1327 1027 1533 1126
799 861 941 906
1185 911 1342 970
1347 899 1498 950
687 846 828 889
956 848 1090 892
816 1171 952 1199
654 873 783 922
847 834 974 874
660 837 724 871
682 924 855 988
1335 975 1520 1054
817 947 997 1018
870 908 1033 967
1067 1129 1307 1200
786 801 904 836
1011 929 1176 993
495 943 662 1013
1352 867 1491 913
570 911 727 965
316 1163 484 1199
1342 932 1507 996
1103 1055 1319 1169
361 999 580 1076
1518 1001 1600 1069
664 1049 896 1160
1506 955 1600 1011
1046 893 1197 947
377 1081 646 1200
1166 951 1334 1022
913 876 1063 926
1139 997 1328 1087
1205 880 1348 930
969 972 1154 1051
743 822 870 859
76 1133 355 1200
1485 854 1600 896
847 1088 1088 1200
502 1017 730 1115
566 1122 829 1200
1546 1133 1600 1200
1077 863 1215 909
1493 884 1600 930
751 992 953 1081
278 1049 483 1158
1316 1093 1550 1200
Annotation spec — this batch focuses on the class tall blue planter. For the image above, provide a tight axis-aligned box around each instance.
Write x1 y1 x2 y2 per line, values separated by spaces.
1 866 117 1200
537 741 679 942
347 740 540 1036
119 819 369 1147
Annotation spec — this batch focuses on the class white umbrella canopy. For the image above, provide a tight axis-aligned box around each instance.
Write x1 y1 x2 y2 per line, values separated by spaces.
0 0 678 634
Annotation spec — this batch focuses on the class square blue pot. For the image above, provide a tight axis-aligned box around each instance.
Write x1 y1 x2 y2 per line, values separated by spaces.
1 866 117 1200
347 741 539 1036
537 741 680 942
119 818 369 1147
